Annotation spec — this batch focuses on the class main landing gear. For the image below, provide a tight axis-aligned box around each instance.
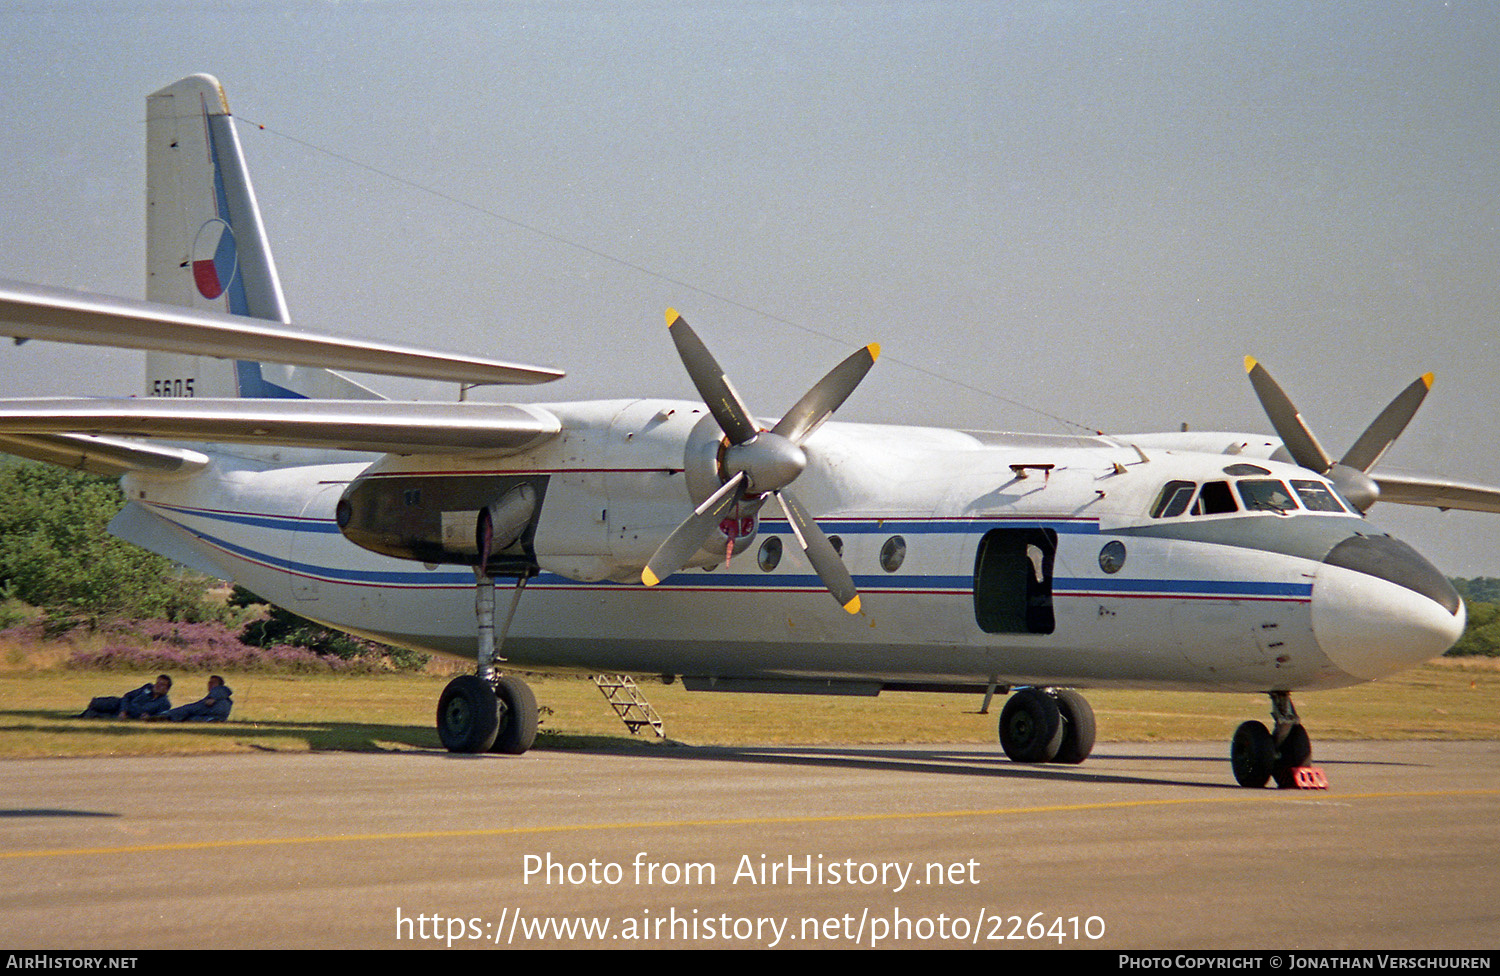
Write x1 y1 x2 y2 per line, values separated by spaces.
998 687 1096 764
437 569 539 755
1230 692 1323 789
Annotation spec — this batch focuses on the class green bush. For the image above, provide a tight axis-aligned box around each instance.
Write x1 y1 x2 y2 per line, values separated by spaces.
1453 577 1500 606
1449 600 1500 657
1447 579 1500 657
0 463 226 625
232 586 429 672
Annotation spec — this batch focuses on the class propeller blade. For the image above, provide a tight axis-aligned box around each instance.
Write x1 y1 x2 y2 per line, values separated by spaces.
642 472 747 587
1244 357 1333 473
1340 373 1433 472
775 488 860 614
771 342 881 444
666 309 759 445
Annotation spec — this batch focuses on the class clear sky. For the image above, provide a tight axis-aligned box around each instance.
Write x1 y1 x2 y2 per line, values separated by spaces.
1 1 1497 575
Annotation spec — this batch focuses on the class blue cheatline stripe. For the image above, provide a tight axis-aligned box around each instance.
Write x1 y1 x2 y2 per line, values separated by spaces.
156 504 1096 540
1055 577 1313 599
159 511 1310 602
760 517 1100 535
154 502 344 534
171 519 472 587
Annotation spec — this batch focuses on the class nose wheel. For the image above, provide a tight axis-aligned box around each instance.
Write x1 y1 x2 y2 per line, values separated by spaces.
1230 692 1323 788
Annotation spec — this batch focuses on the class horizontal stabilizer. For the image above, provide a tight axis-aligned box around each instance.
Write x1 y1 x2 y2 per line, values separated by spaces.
0 398 562 456
1373 472 1500 514
0 279 564 387
0 432 209 477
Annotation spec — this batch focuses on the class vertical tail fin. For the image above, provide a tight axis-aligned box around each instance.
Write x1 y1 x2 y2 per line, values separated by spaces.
145 74 380 400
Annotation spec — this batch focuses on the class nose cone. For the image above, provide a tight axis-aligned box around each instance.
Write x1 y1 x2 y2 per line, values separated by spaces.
1312 535 1466 681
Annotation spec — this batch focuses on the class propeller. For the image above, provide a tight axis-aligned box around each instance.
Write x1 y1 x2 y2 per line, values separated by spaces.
1244 356 1433 512
642 309 879 614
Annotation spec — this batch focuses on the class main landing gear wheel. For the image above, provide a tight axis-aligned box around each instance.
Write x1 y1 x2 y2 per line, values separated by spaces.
1051 689 1096 765
438 674 500 754
490 674 539 755
998 688 1064 763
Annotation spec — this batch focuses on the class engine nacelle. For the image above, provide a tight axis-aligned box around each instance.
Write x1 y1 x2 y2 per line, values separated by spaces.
336 472 548 575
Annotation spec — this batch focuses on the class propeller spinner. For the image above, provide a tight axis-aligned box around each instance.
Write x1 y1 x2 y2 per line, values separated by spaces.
1245 356 1433 512
642 310 879 614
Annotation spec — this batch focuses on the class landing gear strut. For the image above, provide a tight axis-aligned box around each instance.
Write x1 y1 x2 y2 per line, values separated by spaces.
998 687 1096 764
1230 691 1317 788
436 569 539 755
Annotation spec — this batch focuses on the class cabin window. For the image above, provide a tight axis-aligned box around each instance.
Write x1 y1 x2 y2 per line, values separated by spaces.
757 537 782 571
1291 479 1348 513
1151 481 1197 518
879 536 906 572
1236 479 1297 513
974 528 1056 635
1193 481 1238 515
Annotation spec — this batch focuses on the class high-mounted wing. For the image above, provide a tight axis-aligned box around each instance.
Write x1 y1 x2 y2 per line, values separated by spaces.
1372 473 1500 514
0 398 561 456
0 278 564 388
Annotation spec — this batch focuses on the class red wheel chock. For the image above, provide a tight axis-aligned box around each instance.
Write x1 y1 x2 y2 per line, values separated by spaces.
1281 765 1328 789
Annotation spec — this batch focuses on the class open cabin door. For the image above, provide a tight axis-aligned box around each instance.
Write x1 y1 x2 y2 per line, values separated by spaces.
973 527 1057 635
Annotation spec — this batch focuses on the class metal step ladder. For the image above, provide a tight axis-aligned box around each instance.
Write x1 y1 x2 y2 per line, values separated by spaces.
592 674 665 737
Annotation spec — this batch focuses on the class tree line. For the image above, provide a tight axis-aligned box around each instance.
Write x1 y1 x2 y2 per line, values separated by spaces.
0 461 425 668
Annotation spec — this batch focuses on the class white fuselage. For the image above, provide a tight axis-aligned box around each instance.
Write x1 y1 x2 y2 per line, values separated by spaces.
112 399 1464 695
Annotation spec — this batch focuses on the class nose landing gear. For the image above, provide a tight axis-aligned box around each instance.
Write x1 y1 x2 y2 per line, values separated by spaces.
1230 692 1325 788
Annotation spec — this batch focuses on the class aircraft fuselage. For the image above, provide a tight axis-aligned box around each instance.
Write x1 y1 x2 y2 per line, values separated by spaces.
112 398 1464 697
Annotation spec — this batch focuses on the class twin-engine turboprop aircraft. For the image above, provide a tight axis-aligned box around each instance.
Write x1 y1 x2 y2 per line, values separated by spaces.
1 75 1496 785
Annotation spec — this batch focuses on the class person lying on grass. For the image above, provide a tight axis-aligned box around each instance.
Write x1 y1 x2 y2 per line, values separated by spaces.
79 674 172 719
151 675 233 723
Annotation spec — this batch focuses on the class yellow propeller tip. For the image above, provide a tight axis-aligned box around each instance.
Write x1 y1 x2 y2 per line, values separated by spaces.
1422 372 1435 389
665 308 680 326
642 568 661 587
843 595 861 615
1244 355 1258 372
867 342 881 361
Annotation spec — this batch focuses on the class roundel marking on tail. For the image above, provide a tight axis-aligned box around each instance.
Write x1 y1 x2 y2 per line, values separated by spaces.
191 218 238 300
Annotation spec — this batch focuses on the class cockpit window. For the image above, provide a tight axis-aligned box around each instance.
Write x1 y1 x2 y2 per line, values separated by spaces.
1291 479 1349 513
1194 481 1238 515
1151 480 1197 518
1150 476 1351 520
1236 479 1297 513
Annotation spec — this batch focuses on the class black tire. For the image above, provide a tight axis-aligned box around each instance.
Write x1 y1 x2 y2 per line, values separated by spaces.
437 675 500 753
1271 724 1312 788
1230 720 1275 788
490 675 539 755
998 688 1064 763
1051 689 1096 764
